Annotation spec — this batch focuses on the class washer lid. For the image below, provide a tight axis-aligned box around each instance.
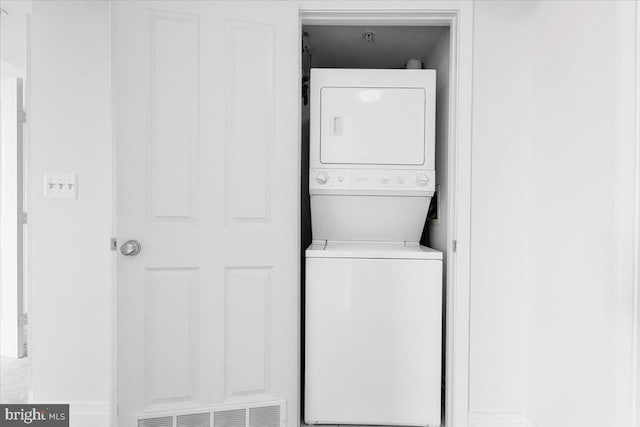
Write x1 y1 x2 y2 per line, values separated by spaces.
306 241 443 260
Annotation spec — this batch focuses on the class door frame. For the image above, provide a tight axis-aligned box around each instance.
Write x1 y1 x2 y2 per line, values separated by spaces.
0 77 27 359
298 2 474 426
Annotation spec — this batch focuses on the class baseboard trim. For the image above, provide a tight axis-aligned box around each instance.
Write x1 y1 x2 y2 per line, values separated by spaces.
469 411 538 427
27 401 110 427
70 401 110 427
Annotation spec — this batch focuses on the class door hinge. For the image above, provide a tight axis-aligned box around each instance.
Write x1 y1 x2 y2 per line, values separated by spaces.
452 240 458 253
17 110 26 123
18 313 28 326
110 238 118 251
21 212 28 225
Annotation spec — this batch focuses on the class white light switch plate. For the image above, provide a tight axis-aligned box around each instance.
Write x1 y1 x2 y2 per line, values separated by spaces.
44 173 78 199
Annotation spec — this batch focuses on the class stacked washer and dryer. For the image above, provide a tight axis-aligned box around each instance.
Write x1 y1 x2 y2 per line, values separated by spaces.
305 69 443 427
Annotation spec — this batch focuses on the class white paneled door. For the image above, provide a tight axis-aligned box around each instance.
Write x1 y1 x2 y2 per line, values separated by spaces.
113 2 299 425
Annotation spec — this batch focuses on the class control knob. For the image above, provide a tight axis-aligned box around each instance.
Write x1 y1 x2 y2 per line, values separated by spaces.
416 174 430 186
315 172 328 185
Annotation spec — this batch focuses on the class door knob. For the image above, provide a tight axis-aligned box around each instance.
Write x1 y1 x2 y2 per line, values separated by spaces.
120 239 142 256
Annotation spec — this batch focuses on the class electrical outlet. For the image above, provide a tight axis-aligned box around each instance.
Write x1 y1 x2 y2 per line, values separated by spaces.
44 173 78 199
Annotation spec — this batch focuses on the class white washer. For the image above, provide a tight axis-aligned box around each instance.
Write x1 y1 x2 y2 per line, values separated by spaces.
305 69 441 426
305 242 442 426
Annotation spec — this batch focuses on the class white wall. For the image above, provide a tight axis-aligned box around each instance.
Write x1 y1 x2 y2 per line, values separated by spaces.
469 2 533 423
527 2 617 426
0 1 30 73
469 2 635 427
30 1 112 425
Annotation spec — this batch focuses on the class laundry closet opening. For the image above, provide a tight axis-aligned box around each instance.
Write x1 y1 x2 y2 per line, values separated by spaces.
300 24 452 425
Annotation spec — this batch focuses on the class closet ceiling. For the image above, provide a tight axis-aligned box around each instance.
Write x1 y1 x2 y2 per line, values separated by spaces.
304 25 448 69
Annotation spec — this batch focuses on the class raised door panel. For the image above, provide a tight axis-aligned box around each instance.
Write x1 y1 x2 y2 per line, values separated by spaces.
224 267 272 396
148 10 200 222
145 268 200 405
225 20 275 223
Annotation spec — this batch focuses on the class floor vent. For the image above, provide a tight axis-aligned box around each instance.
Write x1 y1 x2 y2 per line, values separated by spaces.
249 405 280 427
138 416 173 427
136 400 285 427
177 412 210 427
214 408 246 427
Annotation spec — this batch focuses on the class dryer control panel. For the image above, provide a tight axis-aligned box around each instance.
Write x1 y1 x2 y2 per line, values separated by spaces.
309 168 435 195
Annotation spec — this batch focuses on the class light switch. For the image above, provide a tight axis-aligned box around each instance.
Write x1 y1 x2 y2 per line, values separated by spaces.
44 173 78 199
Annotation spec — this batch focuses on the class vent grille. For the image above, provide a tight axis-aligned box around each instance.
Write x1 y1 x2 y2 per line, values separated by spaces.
178 412 210 427
249 406 280 427
136 400 284 427
214 408 246 427
138 416 173 427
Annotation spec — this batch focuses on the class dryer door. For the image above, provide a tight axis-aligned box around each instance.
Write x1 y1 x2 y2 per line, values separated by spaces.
320 87 425 165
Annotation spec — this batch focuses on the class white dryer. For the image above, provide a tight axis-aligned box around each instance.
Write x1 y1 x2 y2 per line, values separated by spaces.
308 68 436 242
305 69 442 426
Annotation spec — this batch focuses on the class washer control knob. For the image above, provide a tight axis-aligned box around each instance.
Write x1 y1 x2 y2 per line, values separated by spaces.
416 174 430 186
315 172 328 185
338 176 344 182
